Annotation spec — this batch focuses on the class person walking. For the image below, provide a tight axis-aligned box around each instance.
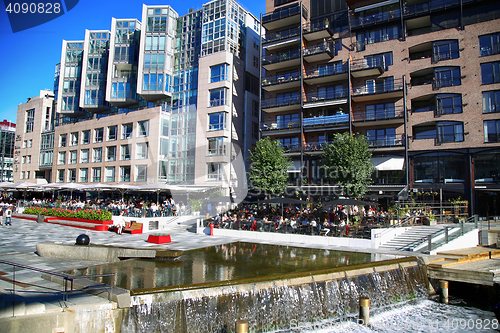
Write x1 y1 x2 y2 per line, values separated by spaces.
5 206 12 226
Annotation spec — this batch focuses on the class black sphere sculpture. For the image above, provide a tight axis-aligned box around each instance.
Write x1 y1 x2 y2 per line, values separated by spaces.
76 234 90 246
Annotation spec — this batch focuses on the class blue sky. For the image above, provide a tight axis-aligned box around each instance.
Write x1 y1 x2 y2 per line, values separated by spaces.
0 0 266 123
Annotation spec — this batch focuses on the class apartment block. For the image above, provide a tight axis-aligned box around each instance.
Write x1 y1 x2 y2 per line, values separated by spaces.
260 0 500 215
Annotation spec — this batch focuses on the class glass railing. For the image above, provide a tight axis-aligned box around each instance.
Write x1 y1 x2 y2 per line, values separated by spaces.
282 143 302 153
262 3 308 25
303 20 332 35
433 78 461 90
209 98 227 107
432 50 460 63
351 57 386 71
356 33 400 51
208 145 227 156
404 0 460 17
303 114 349 127
352 106 405 121
367 135 405 147
304 89 348 103
262 49 301 65
261 120 300 131
303 142 329 152
264 27 300 44
305 63 348 78
351 8 401 28
480 44 500 57
303 42 333 57
261 96 301 109
262 72 301 86
352 78 404 96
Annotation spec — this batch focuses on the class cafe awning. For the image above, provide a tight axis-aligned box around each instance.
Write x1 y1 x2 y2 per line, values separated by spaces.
371 156 404 171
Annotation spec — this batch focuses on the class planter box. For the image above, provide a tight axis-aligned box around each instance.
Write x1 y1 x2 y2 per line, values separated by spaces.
147 234 171 244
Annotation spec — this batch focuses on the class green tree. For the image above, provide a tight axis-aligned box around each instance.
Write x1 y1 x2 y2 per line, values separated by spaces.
321 133 374 197
248 137 292 196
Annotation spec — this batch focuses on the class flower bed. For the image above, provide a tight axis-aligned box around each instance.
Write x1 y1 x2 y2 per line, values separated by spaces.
23 207 112 221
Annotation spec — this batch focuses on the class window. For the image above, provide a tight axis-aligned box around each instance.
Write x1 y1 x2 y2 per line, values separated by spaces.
94 128 104 143
436 94 463 115
69 150 77 164
106 146 117 161
23 140 27 148
22 156 26 164
80 149 89 163
142 73 165 91
137 120 149 137
479 32 500 56
253 56 259 68
107 125 117 141
276 91 300 106
277 113 299 128
317 84 345 100
252 122 259 139
366 128 397 146
484 120 500 142
20 171 25 180
210 88 228 107
25 109 35 133
119 166 131 182
483 90 500 113
122 123 133 139
105 167 115 182
136 142 148 159
70 132 78 146
121 144 131 160
433 40 459 62
208 137 225 156
79 168 88 182
92 167 101 182
57 169 65 183
58 152 66 165
92 147 102 163
364 52 392 70
68 169 76 182
210 64 229 83
208 112 226 131
366 103 395 119
318 61 346 76
437 122 464 143
356 25 399 51
434 67 461 89
481 61 500 85
59 134 67 147
136 165 147 182
82 130 90 144
207 162 224 181
28 139 32 148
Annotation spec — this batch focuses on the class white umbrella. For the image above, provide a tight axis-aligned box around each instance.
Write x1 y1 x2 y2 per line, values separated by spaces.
0 181 38 201
138 183 183 205
57 183 85 200
108 184 140 202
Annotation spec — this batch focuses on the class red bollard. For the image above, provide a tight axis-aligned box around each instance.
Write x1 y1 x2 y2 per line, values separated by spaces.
210 223 214 236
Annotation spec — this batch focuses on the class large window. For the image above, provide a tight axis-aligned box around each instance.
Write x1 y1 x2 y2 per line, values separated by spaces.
207 162 224 181
70 132 78 146
210 88 228 107
25 109 35 133
94 128 104 143
483 90 500 113
136 143 148 159
106 146 117 162
434 67 461 89
437 121 464 143
433 40 459 62
79 168 88 182
210 63 229 83
484 120 500 142
365 103 395 120
143 73 165 91
277 113 299 127
69 150 77 164
108 125 117 141
481 61 500 85
413 153 466 184
105 166 115 182
58 152 66 165
82 130 90 145
57 169 65 183
80 149 89 164
317 61 346 76
59 134 67 147
356 25 399 51
475 151 500 184
479 32 500 56
120 166 131 182
121 123 132 139
364 52 393 70
145 35 166 51
208 137 225 156
366 128 397 146
208 112 226 131
436 94 462 115
92 147 102 163
121 144 131 160
92 167 101 183
136 165 147 182
138 120 149 137
68 169 77 182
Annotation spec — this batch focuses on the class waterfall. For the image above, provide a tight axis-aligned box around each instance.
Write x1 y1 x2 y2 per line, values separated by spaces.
120 262 428 333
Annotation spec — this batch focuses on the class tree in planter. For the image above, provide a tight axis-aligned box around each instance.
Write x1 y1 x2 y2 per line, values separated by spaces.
248 137 292 197
321 133 374 198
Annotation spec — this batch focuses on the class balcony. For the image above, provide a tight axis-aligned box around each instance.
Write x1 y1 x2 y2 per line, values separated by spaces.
368 135 405 149
404 0 461 19
352 106 405 126
263 27 301 51
262 72 301 92
303 89 348 108
304 63 348 85
303 141 329 153
303 114 349 128
351 78 404 102
262 49 301 71
350 8 401 29
350 58 385 78
282 143 302 154
208 145 227 156
261 120 300 134
303 42 334 63
261 96 301 113
303 21 333 41
262 3 308 31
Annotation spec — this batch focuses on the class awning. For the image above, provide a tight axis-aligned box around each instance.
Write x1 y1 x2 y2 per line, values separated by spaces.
371 156 404 171
288 160 302 173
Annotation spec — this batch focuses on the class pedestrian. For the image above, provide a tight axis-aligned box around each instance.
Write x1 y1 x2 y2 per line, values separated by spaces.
5 206 12 226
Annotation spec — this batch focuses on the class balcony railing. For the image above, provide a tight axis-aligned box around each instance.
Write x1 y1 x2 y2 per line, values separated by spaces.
432 50 460 63
303 42 334 57
282 143 302 153
261 120 300 131
352 106 405 122
305 63 348 79
367 135 405 147
303 142 330 152
404 0 461 17
261 96 301 109
262 72 300 86
304 89 348 103
350 8 401 28
303 114 349 127
210 98 227 107
356 34 400 51
351 57 386 71
208 145 227 156
352 78 403 96
264 27 300 44
262 3 308 25
432 78 461 90
302 20 332 35
262 49 301 66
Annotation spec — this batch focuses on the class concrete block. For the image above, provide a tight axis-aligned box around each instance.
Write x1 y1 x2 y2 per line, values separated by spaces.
24 302 45 315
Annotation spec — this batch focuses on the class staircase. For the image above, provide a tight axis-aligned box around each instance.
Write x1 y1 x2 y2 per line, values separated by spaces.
379 225 455 252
